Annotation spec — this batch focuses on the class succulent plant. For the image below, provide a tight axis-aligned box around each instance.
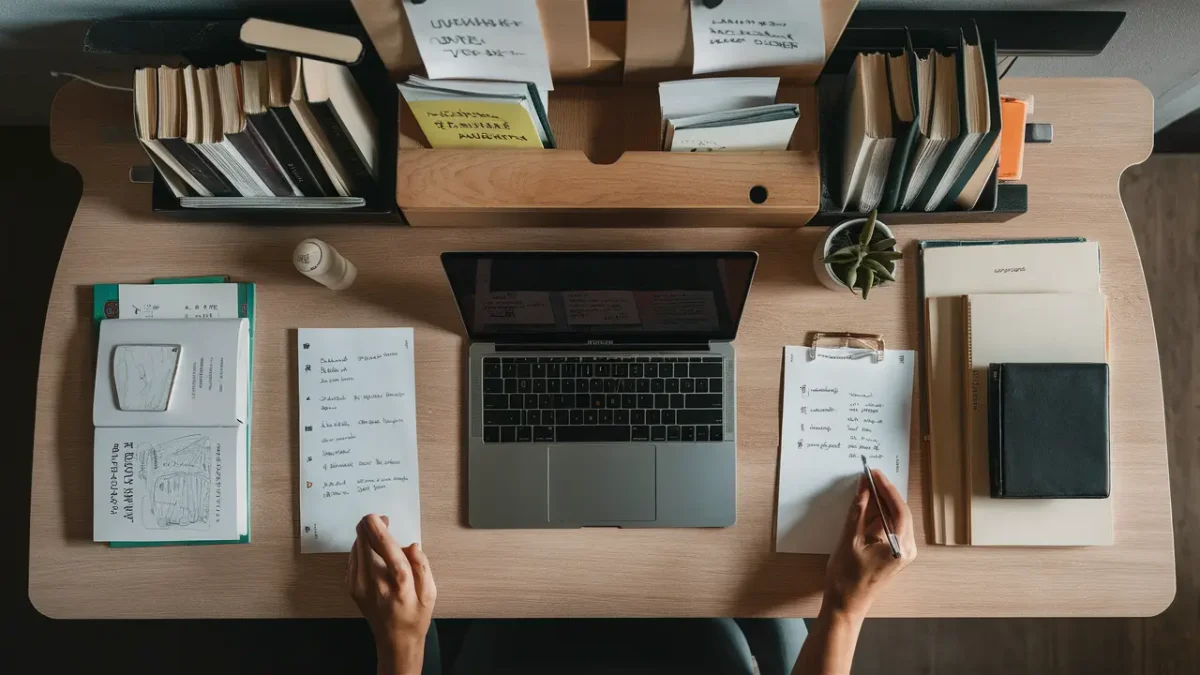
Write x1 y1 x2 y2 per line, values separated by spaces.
823 210 902 300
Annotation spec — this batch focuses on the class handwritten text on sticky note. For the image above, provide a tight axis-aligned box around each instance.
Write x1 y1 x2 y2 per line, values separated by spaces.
690 0 825 75
408 100 544 149
405 0 553 90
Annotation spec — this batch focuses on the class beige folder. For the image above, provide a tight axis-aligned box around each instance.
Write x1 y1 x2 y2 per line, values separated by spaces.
963 292 1112 546
921 241 1100 545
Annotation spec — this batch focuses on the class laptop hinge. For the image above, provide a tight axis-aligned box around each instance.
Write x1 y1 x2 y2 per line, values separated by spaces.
493 342 710 353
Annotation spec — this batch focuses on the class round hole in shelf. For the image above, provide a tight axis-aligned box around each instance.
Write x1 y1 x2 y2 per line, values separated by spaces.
749 185 768 204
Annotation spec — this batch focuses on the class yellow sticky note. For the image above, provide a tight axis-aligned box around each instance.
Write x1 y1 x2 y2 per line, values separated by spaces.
408 100 544 149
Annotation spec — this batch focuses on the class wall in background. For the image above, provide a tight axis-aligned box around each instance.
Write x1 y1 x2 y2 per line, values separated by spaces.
2 0 1199 129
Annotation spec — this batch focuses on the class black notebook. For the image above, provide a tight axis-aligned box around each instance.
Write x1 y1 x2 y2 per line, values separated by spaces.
988 363 1110 499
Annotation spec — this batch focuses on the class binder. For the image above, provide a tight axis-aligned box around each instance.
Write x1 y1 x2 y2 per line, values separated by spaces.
878 33 921 214
913 25 1001 212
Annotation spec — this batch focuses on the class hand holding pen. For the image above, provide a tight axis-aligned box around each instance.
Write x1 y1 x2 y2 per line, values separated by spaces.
822 458 917 618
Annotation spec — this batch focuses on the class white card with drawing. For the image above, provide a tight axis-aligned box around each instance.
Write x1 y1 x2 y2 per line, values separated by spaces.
93 426 244 542
112 345 180 411
298 327 422 553
689 0 825 75
404 0 554 91
775 346 915 554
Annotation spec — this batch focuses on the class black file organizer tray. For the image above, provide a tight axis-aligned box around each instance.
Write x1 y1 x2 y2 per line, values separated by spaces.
85 19 401 223
811 26 1028 227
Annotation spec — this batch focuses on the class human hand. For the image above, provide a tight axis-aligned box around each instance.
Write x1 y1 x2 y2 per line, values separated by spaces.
347 514 436 675
823 470 916 618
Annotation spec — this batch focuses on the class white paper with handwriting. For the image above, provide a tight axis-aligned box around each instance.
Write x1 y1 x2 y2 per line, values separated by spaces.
690 0 825 75
776 346 914 554
298 328 421 553
404 0 553 91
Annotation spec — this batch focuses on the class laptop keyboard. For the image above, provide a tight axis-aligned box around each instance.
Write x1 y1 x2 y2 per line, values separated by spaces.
481 355 726 443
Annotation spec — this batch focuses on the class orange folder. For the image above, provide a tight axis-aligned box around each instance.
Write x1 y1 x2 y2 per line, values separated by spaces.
998 96 1028 181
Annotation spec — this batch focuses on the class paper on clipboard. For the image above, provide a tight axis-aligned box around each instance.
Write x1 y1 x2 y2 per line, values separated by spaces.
776 343 915 554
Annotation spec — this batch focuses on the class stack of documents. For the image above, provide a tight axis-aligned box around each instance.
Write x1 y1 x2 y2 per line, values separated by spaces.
398 75 554 149
920 240 1112 547
658 77 799 152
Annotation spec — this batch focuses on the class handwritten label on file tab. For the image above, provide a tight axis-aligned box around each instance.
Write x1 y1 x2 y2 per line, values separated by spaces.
689 0 825 75
404 0 553 91
775 346 914 554
298 327 421 553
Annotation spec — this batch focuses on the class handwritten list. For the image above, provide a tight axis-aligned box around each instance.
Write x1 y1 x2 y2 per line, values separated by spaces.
775 346 914 554
298 327 421 553
689 0 825 75
405 0 553 91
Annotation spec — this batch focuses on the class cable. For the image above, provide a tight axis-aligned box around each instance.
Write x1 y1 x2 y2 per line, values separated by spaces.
999 56 1018 80
49 71 133 92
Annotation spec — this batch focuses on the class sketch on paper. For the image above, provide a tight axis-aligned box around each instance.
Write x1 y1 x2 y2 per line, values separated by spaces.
136 434 213 530
112 344 180 411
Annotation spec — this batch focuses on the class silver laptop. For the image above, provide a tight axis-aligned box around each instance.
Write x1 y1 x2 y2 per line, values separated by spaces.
442 251 758 528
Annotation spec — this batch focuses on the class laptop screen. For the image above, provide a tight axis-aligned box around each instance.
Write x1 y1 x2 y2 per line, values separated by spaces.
442 252 758 343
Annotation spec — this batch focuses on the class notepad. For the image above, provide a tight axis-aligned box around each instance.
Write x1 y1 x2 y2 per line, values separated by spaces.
399 75 554 149
775 346 915 554
298 327 421 553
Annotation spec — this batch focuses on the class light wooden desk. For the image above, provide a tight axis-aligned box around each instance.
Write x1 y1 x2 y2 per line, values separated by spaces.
30 78 1174 619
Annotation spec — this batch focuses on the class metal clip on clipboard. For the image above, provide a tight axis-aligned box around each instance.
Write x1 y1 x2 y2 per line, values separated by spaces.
806 332 886 363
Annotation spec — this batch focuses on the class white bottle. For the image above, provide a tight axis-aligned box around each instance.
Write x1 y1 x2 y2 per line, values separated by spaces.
293 238 357 291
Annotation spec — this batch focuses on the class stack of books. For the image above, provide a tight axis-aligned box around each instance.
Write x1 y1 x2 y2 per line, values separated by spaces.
133 52 376 209
839 27 1001 213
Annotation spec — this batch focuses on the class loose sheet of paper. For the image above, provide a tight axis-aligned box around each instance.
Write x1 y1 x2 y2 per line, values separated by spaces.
690 0 825 75
298 328 421 553
776 347 915 554
404 0 553 91
118 283 239 319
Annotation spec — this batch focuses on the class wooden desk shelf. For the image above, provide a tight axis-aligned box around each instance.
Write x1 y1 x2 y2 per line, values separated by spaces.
395 84 821 227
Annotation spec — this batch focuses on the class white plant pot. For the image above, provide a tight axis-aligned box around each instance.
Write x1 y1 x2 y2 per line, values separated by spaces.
813 218 898 292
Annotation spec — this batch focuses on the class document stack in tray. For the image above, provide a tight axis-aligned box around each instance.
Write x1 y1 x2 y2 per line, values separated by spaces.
398 76 555 150
658 77 800 152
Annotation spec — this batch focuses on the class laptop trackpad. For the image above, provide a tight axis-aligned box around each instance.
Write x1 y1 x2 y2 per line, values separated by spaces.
548 444 656 524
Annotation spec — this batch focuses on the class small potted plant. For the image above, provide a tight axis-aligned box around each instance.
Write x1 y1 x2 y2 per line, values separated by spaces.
813 210 901 299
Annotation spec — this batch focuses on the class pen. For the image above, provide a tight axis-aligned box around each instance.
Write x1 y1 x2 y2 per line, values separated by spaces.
860 455 902 559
